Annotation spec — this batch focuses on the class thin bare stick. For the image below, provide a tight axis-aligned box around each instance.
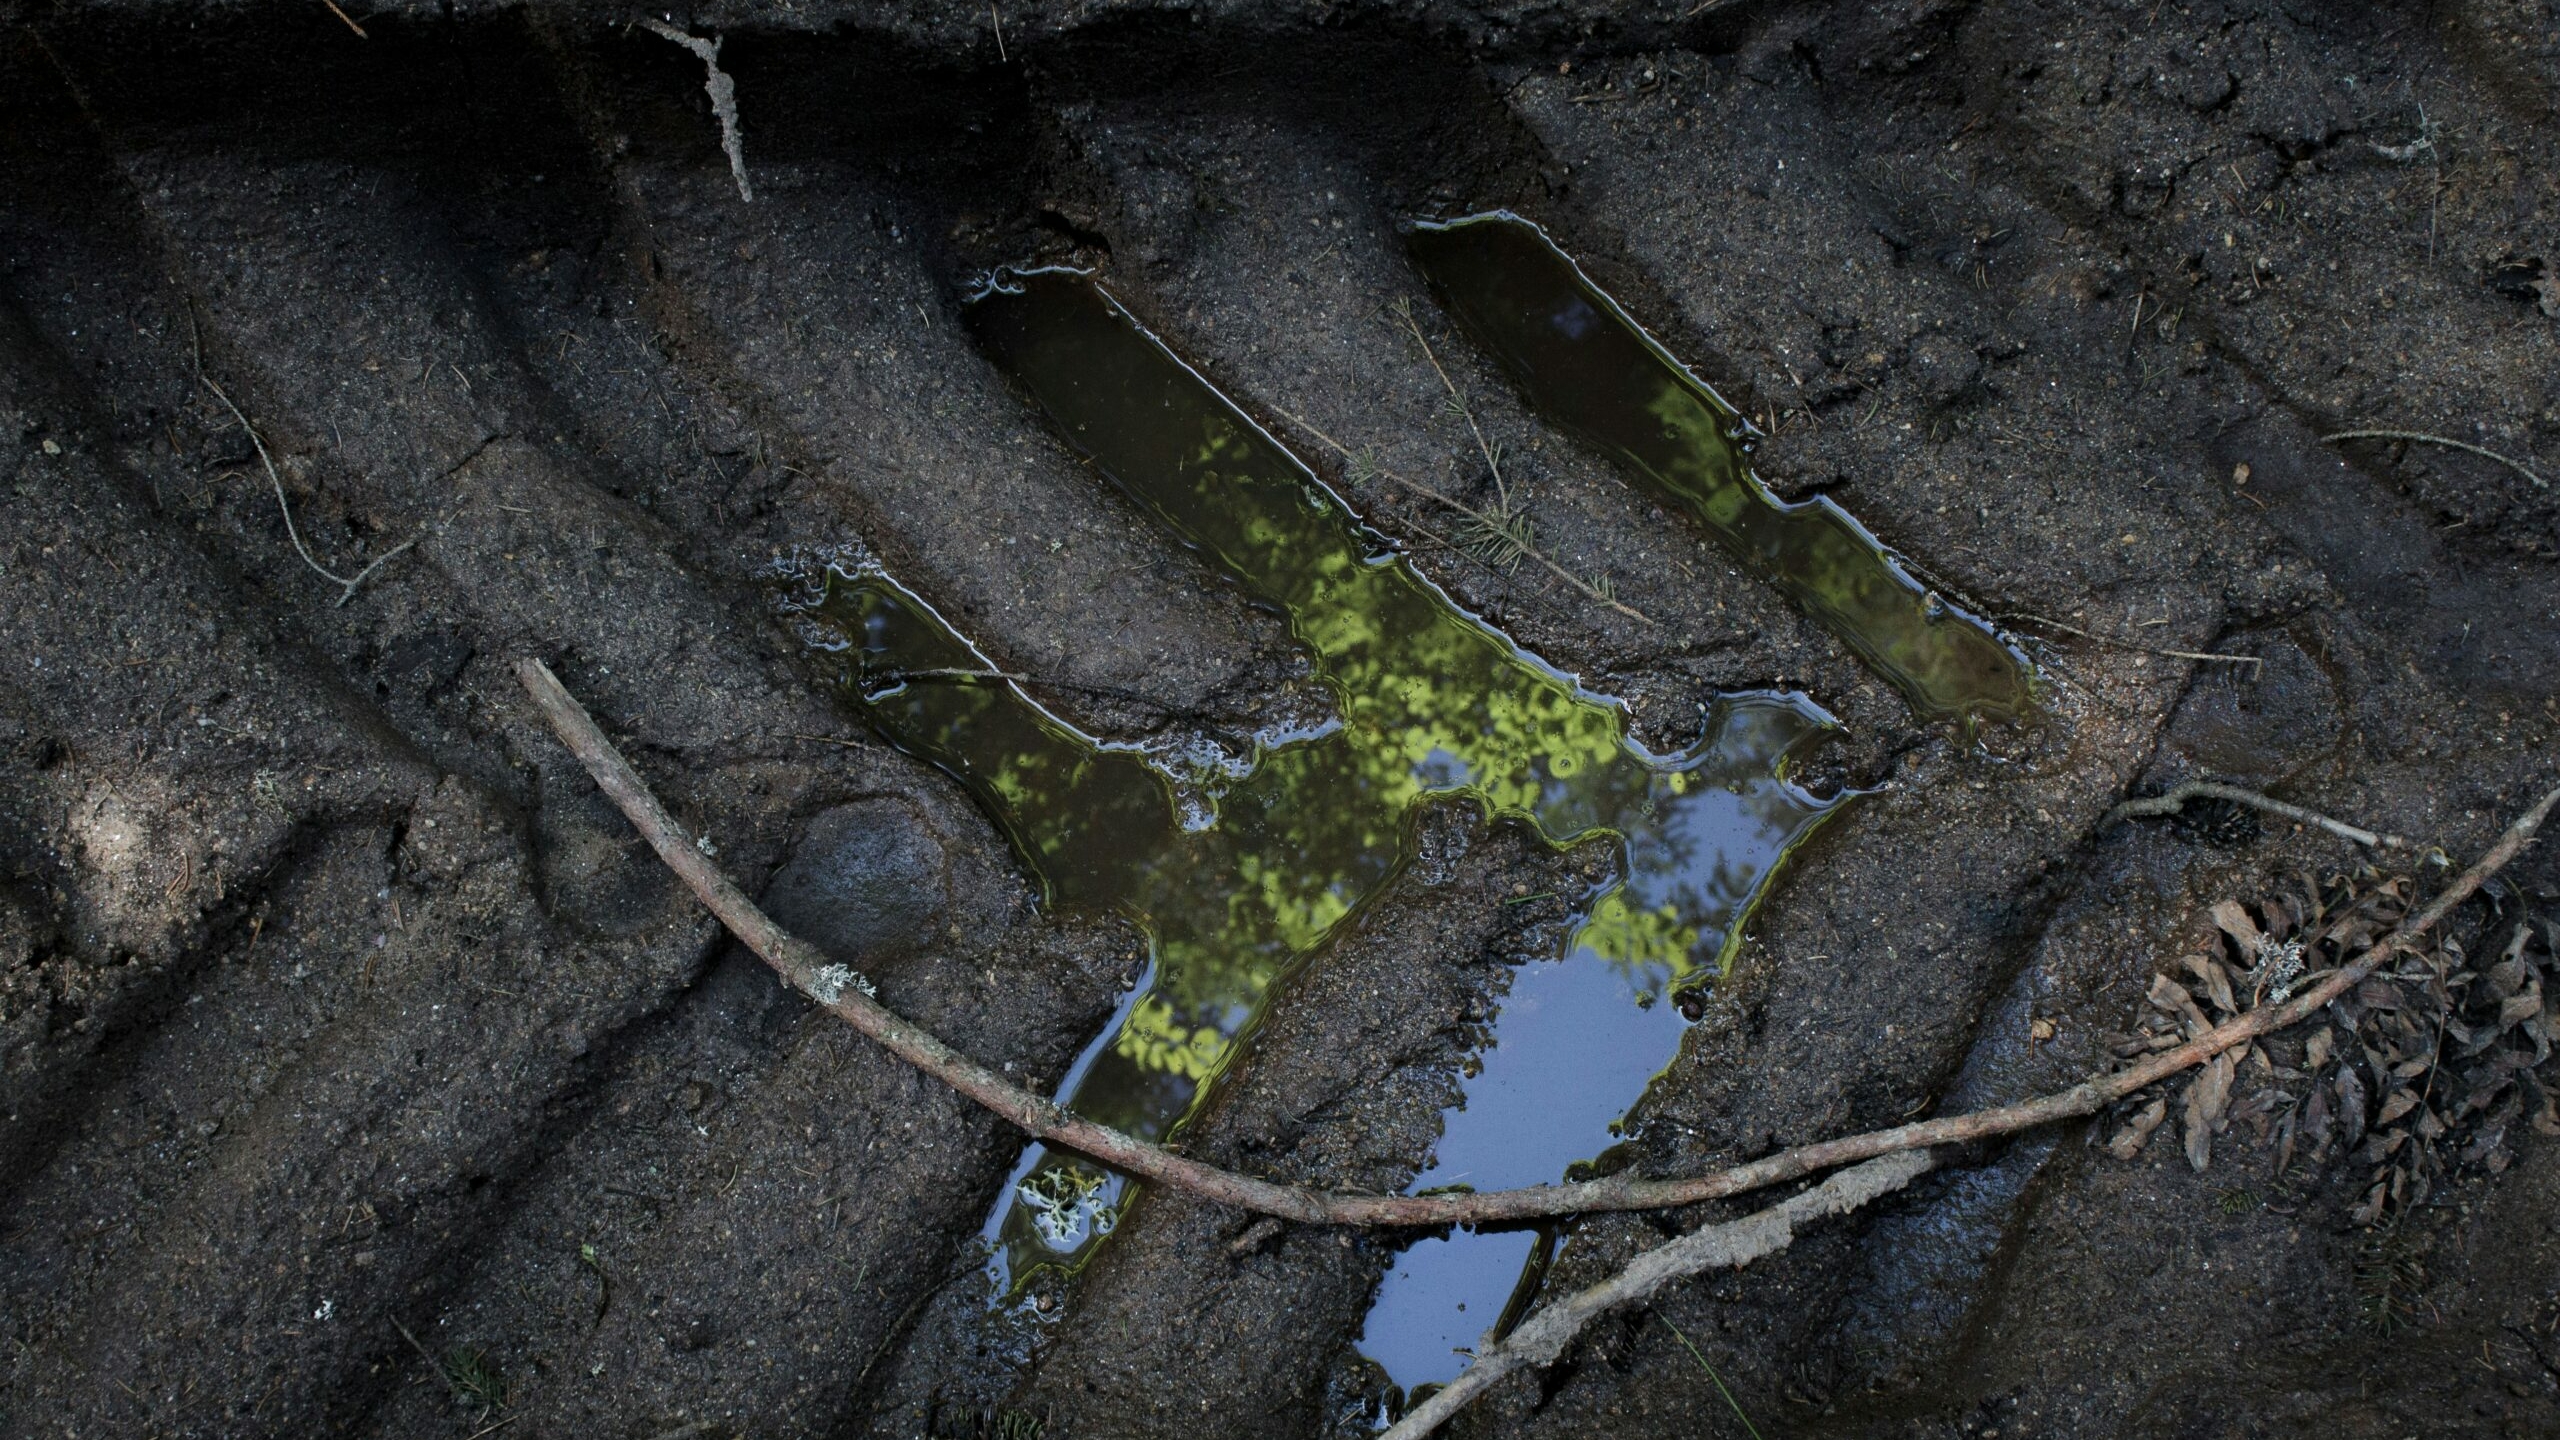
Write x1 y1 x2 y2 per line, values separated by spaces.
319 0 368 38
2105 778 2414 850
1380 1152 1933 1440
1267 401 1651 624
640 19 754 204
2005 611 2262 671
518 655 2554 1231
1791 526 2243 675
2322 428 2546 490
200 376 413 606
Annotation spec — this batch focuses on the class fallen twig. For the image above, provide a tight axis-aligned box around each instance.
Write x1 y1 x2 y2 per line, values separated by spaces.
201 376 414 606
2322 428 2546 490
1380 1152 1933 1440
640 19 754 204
518 655 2554 1231
319 0 368 38
2104 778 2414 851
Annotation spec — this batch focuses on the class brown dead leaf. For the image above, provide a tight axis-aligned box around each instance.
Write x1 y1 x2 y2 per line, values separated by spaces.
2185 1053 2237 1171
2109 1096 2170 1160
2301 1082 2335 1160
2337 1066 2370 1151
2377 1089 2419 1125
2306 1028 2334 1071
2490 956 2532 999
2209 899 2264 953
2147 971 2189 1015
2183 952 2237 1015
2151 970 2213 1038
2357 978 2407 1010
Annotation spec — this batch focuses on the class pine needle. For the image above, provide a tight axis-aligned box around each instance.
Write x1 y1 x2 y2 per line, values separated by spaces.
1662 1317 1766 1440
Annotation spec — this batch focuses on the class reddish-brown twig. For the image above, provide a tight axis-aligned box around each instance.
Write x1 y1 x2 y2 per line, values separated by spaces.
517 656 2554 1230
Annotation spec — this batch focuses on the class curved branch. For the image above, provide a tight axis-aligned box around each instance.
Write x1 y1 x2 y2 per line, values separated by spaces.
517 657 2554 1230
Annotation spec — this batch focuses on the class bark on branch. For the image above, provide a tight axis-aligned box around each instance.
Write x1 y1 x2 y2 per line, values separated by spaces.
1380 1151 1935 1440
2104 778 2415 850
517 658 2554 1231
1374 779 2553 1439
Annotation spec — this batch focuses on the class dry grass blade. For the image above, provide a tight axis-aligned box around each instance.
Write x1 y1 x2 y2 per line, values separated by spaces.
2322 428 2546 489
200 375 414 606
319 0 368 37
1266 401 1651 624
2006 611 2264 671
1661 1318 1766 1440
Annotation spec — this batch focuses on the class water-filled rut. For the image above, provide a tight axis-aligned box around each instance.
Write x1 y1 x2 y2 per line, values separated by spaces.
786 251 2035 1392
16 8 2552 1437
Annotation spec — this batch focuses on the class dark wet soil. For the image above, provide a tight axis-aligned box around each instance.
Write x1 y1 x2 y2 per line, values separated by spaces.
3 3 2557 1438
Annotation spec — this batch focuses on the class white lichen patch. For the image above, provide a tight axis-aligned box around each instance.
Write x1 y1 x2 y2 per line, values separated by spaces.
808 963 877 1005
2252 932 2307 1004
1018 1164 1119 1249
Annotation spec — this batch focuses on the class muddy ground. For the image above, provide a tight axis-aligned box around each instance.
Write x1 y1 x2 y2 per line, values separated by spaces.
2 1 2557 1436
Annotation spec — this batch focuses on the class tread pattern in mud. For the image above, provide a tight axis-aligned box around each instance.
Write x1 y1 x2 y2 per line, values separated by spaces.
3 5 2557 1438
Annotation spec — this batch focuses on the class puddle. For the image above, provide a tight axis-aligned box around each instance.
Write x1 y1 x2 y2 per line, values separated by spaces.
1354 956 1681 1391
1407 212 2034 727
787 269 1848 1330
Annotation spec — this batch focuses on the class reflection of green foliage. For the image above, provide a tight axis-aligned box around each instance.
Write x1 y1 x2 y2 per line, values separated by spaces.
1410 213 2037 728
792 271 1850 1290
1113 993 1232 1084
1577 889 1700 1005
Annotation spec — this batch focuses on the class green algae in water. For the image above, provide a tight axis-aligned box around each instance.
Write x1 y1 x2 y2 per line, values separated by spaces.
789 268 1849 1294
1408 211 2035 727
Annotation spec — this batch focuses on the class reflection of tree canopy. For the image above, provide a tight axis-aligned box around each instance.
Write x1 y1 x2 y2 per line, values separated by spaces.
785 271 1849 1289
1408 212 2036 727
